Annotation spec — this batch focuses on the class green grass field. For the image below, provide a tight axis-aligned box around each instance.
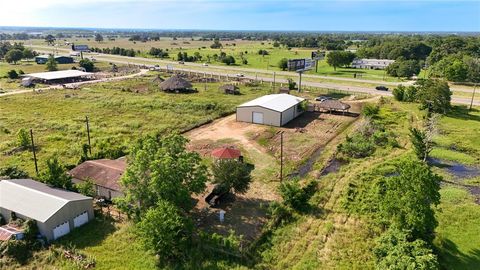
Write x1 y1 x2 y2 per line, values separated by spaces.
0 74 270 175
22 37 403 82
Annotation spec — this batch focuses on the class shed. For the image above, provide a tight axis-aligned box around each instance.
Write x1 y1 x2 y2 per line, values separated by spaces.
219 84 240 95
159 75 193 93
236 94 305 126
211 147 241 160
0 179 93 241
23 70 94 83
317 100 351 113
35 55 74 64
69 159 127 200
278 87 290 94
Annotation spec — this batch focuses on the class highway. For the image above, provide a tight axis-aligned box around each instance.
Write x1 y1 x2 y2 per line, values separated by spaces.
26 45 480 106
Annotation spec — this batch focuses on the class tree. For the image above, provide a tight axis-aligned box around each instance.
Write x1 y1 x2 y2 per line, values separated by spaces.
39 157 73 190
95 33 104 42
386 59 421 78
74 179 96 197
79 58 95 72
119 134 208 218
409 114 439 162
211 159 252 195
5 49 23 64
136 200 192 262
45 55 58 71
380 160 441 241
362 103 380 117
415 79 451 114
210 38 222 49
44 34 56 45
222 55 236 65
326 51 355 71
17 128 30 148
22 48 34 60
374 228 439 270
273 41 280 48
444 59 468 82
7 69 18 79
278 58 288 71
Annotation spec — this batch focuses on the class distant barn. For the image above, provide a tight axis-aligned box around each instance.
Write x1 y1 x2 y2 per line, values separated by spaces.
35 55 74 64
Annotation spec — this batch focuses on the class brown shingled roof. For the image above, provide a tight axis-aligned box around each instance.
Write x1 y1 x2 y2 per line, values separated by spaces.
69 159 127 192
159 75 193 91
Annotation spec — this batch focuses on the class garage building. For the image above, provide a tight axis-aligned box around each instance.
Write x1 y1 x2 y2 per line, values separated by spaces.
0 179 94 241
236 94 305 126
35 55 74 64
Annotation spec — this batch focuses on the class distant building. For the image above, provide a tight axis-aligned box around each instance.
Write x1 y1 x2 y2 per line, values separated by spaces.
352 58 395 70
0 179 93 241
71 44 90 52
35 55 74 64
69 159 126 200
236 94 305 126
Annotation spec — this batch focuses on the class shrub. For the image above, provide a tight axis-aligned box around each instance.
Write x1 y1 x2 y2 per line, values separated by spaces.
279 180 314 211
74 179 96 197
7 69 18 79
392 85 405 101
0 166 29 179
2 240 31 264
79 58 95 72
17 128 30 148
362 103 380 117
338 133 376 158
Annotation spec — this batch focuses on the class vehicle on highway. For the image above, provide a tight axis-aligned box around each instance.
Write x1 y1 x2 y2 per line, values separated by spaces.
203 63 208 66
375 85 389 91
315 96 333 102
178 61 185 64
236 73 245 77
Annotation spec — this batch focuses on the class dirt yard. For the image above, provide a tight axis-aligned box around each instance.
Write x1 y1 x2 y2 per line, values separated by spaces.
185 104 360 241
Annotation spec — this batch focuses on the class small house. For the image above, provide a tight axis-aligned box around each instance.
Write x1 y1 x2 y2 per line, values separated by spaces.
0 179 93 241
211 147 242 161
236 94 305 126
69 159 126 200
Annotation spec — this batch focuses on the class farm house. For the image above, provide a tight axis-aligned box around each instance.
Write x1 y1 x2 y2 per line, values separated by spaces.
0 179 94 241
236 94 305 126
69 158 126 200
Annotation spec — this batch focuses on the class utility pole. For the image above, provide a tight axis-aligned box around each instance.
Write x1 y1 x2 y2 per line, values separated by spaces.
315 59 318 73
85 116 92 155
298 71 303 92
204 72 207 91
470 83 477 111
30 129 38 176
280 131 284 182
272 72 276 93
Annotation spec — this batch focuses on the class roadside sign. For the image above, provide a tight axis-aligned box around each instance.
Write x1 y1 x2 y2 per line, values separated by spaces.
311 51 326 60
287 59 315 72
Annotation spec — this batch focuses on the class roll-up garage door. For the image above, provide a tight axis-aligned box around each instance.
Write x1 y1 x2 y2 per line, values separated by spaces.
74 212 89 228
252 112 264 124
53 221 70 240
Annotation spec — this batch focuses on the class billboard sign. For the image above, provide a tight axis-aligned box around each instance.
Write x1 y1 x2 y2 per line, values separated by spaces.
287 59 315 72
311 51 326 60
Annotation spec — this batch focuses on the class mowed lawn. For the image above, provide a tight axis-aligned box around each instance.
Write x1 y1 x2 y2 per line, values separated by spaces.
0 75 270 174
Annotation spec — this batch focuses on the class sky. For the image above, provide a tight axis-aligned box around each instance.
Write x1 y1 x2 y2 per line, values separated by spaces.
0 0 479 32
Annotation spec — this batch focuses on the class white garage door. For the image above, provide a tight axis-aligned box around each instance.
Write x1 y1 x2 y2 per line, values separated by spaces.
252 112 264 124
53 221 70 240
74 212 89 228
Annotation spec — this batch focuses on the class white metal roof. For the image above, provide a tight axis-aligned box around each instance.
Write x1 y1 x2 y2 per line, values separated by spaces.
24 70 93 80
237 94 305 112
0 179 91 223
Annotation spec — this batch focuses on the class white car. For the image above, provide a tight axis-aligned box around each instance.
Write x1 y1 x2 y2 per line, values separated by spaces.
203 63 208 66
235 73 245 77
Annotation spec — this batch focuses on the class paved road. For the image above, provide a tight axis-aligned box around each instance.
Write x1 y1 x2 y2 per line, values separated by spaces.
0 69 148 98
25 46 480 106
